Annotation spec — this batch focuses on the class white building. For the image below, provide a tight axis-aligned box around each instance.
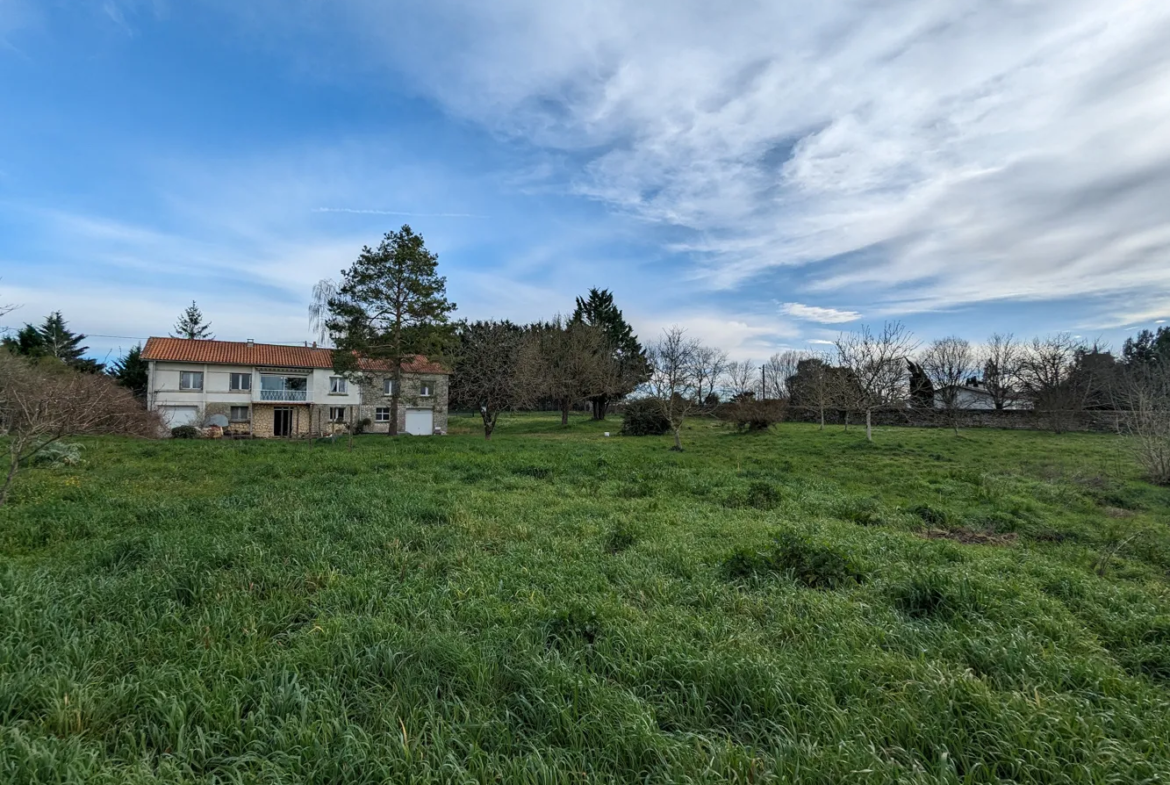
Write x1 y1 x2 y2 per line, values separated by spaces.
143 337 450 436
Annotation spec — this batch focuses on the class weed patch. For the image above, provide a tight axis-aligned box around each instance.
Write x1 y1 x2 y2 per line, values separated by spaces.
723 532 866 589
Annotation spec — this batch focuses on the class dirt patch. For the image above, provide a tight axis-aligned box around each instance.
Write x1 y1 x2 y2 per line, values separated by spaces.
919 528 1018 546
1104 507 1137 519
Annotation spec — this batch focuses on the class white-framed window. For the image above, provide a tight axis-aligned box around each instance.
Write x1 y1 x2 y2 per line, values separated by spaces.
329 406 346 423
383 378 398 396
229 406 250 422
330 376 347 394
419 382 433 397
374 407 391 422
229 372 251 391
179 371 203 390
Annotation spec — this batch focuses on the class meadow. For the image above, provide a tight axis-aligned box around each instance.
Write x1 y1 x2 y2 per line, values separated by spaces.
2 414 1169 783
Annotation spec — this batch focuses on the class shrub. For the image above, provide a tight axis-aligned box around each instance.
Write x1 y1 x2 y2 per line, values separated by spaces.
604 520 638 553
726 481 782 510
910 504 950 526
718 398 789 432
171 425 200 439
29 441 83 467
621 398 671 436
723 532 865 589
891 572 983 620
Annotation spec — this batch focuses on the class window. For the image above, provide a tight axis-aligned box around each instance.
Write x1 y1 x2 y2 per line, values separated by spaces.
330 376 347 394
419 382 433 397
375 407 391 422
179 371 203 390
229 406 250 422
383 378 398 396
229 372 251 391
329 407 346 423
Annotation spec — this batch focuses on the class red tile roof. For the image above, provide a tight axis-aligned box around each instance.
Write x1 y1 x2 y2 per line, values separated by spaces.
142 337 449 374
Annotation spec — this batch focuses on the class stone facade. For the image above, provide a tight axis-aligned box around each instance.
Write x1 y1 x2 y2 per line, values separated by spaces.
358 372 450 434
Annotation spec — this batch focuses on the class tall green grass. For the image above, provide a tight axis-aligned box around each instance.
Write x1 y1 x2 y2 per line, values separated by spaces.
2 414 1169 782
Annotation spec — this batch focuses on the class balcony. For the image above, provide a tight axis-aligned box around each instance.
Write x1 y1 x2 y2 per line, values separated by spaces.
259 389 308 402
258 375 309 403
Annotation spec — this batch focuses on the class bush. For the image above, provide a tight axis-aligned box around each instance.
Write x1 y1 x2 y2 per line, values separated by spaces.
621 398 671 436
718 398 789 432
171 425 200 439
29 441 84 467
723 532 865 589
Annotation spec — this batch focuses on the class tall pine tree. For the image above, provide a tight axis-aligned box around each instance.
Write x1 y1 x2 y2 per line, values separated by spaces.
172 301 214 340
571 288 648 419
318 225 456 436
3 312 100 372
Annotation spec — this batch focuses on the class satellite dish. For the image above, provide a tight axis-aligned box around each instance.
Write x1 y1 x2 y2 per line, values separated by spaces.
205 414 229 428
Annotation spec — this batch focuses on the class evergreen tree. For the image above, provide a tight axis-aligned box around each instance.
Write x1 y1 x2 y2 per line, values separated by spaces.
2 324 45 357
570 288 649 419
319 225 456 436
172 301 214 340
109 345 149 400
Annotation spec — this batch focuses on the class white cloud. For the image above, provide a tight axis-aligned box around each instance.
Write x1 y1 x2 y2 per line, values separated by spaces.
780 302 859 324
265 0 1170 321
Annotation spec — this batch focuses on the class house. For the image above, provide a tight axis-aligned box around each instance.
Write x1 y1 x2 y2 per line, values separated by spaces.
932 384 1024 411
142 337 450 436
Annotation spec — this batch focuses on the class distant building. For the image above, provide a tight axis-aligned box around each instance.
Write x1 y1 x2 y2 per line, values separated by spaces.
142 337 449 436
932 383 1024 411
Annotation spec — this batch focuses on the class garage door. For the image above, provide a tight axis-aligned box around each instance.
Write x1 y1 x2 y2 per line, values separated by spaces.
160 406 199 428
404 408 434 436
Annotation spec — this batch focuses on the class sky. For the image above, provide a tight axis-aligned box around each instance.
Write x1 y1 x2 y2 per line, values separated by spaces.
2 0 1169 364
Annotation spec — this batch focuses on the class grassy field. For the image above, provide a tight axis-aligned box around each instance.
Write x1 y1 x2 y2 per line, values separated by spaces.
2 414 1170 783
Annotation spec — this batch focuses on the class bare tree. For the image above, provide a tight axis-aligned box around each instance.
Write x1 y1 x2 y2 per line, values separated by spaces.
1020 334 1083 433
835 322 918 441
450 321 533 440
644 327 701 450
692 345 729 407
1123 356 1170 484
0 354 160 506
920 336 977 435
786 354 838 430
763 351 808 400
981 333 1023 411
723 359 758 401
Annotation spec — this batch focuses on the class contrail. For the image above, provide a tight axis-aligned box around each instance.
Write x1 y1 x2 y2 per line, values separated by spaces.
313 208 484 218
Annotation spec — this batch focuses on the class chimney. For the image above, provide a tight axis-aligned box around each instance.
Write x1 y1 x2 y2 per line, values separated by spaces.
312 341 318 348
246 339 254 348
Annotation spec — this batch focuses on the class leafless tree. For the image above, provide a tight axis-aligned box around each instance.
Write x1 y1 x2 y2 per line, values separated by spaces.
1020 334 1083 432
1123 357 1170 484
644 327 701 450
527 316 606 427
835 322 918 441
920 336 977 435
451 321 533 440
723 359 758 401
691 345 729 407
763 350 808 400
981 333 1023 411
0 354 161 506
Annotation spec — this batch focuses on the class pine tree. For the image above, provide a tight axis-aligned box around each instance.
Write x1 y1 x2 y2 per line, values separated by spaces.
571 288 648 419
172 301 214 340
109 345 149 400
320 225 456 436
2 324 45 358
4 312 100 372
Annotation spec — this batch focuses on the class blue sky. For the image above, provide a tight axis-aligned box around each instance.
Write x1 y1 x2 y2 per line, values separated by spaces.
2 0 1169 364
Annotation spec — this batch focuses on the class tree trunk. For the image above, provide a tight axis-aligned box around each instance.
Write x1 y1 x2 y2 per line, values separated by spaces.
844 411 850 431
482 410 495 440
672 428 683 451
560 400 570 426
819 406 825 431
0 453 20 508
865 409 873 442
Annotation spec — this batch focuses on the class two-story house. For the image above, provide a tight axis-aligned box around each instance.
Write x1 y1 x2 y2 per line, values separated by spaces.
142 337 449 436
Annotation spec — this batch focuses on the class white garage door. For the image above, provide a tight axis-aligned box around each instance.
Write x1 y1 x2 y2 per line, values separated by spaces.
404 408 434 436
160 406 199 428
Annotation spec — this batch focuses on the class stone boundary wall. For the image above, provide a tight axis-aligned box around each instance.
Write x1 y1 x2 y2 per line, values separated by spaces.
784 407 1132 433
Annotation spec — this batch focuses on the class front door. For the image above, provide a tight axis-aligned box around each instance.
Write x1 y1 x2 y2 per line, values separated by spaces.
273 407 293 437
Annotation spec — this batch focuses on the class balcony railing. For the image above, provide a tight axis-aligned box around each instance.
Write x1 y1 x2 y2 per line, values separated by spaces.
259 389 308 402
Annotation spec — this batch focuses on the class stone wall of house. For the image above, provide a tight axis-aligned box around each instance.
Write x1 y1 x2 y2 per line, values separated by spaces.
358 372 450 434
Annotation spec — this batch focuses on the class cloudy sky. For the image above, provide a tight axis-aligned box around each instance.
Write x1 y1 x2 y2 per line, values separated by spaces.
2 0 1169 362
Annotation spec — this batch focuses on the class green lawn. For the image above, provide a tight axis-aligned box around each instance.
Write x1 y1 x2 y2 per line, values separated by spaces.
2 414 1169 783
